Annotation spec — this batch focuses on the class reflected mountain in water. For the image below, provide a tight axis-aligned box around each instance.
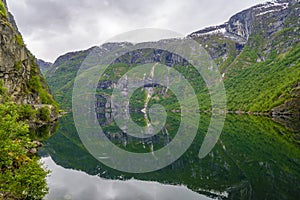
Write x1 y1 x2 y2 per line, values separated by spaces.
39 113 300 200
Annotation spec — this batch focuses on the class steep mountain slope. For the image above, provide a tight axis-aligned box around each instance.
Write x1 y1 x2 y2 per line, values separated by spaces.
189 0 298 71
36 59 52 75
0 1 57 109
45 48 92 109
189 0 300 114
0 1 58 198
43 0 299 117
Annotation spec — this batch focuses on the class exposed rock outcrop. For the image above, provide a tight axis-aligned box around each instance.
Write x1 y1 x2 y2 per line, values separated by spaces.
0 19 38 104
0 0 58 119
189 0 299 70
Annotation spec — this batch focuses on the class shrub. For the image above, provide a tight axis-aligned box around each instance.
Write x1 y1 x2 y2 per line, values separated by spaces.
0 103 48 199
0 1 7 18
15 34 25 46
17 104 36 121
37 107 50 122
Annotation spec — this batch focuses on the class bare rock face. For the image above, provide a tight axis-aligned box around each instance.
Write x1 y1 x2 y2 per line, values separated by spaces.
189 0 299 69
0 0 57 112
0 19 39 104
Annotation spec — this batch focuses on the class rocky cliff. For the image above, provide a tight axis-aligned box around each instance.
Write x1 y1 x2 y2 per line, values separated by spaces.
0 0 57 114
42 0 299 118
189 0 299 71
189 0 300 116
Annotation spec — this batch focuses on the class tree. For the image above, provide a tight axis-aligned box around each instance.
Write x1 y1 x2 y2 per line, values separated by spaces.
0 103 48 199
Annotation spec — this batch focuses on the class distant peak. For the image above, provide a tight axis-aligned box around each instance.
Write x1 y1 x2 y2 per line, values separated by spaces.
189 24 227 37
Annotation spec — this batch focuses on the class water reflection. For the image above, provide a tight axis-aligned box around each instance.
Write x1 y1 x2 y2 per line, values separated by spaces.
42 157 212 200
40 113 300 200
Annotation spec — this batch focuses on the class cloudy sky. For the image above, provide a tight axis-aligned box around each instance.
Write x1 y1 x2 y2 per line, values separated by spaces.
6 0 267 62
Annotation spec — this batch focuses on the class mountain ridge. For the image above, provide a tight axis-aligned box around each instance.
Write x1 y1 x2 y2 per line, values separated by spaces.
41 0 299 118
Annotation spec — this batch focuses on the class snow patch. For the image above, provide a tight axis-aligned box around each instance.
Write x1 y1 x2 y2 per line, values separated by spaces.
192 27 226 37
256 9 282 16
255 1 289 11
254 0 289 16
197 188 229 198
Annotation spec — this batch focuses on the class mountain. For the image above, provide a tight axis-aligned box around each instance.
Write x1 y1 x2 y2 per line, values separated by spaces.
189 0 300 116
189 0 298 71
36 59 53 75
0 1 57 110
43 0 299 118
44 49 92 109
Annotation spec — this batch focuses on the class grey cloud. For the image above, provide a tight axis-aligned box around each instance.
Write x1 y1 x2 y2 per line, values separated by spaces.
43 157 210 200
10 0 71 34
7 0 267 62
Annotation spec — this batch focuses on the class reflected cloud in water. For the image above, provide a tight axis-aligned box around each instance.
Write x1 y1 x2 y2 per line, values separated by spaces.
42 157 213 200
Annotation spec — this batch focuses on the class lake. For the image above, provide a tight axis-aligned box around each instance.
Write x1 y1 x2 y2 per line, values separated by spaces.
39 113 300 200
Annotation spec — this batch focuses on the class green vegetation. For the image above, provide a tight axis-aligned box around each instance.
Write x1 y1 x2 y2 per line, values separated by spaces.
95 44 299 113
43 3 300 115
45 50 89 110
130 88 147 112
0 81 51 199
13 61 22 71
17 104 36 121
27 55 58 110
42 113 300 199
0 1 7 18
0 1 62 199
30 2 299 199
225 44 300 112
37 107 51 122
0 103 48 199
15 34 25 46
46 36 299 115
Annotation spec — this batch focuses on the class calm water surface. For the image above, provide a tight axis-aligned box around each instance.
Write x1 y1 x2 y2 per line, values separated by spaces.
42 156 213 200
39 113 300 200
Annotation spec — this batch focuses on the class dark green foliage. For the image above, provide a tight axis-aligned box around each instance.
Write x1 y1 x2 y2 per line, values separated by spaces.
37 107 50 122
0 2 58 198
42 113 300 199
28 75 41 91
27 60 58 110
17 104 36 121
0 1 7 18
0 82 49 199
0 80 9 102
45 50 90 110
0 103 48 199
47 43 300 113
45 15 299 114
13 61 21 71
15 34 25 46
225 44 300 112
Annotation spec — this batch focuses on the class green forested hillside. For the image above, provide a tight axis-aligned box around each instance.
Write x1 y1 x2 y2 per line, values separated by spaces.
45 50 91 110
225 44 300 112
43 0 300 117
44 42 300 115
